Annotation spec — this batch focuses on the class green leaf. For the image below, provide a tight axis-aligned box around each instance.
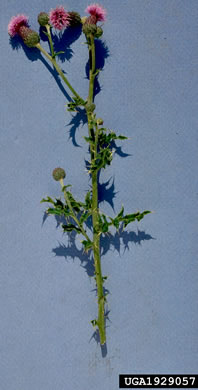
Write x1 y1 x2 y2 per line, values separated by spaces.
40 196 55 205
42 31 49 37
98 130 128 148
61 184 72 192
83 136 94 144
80 211 91 225
62 224 81 233
54 50 65 56
81 239 93 252
117 205 124 219
99 214 110 233
84 191 92 210
91 319 97 327
66 191 84 212
46 207 63 216
102 276 108 281
54 199 64 208
109 217 120 230
122 210 151 227
117 135 128 140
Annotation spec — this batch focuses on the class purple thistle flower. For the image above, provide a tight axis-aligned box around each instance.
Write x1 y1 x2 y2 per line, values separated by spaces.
8 14 29 37
85 3 106 22
49 6 69 30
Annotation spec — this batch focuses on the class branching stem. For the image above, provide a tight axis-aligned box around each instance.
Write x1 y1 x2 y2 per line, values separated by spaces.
38 31 106 344
35 43 83 102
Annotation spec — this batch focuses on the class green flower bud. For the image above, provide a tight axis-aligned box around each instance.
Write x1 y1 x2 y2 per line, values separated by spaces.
67 11 82 27
38 12 50 27
85 103 96 113
52 168 66 181
82 23 97 36
18 26 40 47
97 118 104 125
95 26 103 39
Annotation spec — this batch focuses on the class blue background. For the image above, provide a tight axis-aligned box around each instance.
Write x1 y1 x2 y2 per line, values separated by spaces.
1 0 198 389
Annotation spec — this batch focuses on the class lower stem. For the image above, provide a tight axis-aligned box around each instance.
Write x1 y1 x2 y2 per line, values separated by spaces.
92 170 106 344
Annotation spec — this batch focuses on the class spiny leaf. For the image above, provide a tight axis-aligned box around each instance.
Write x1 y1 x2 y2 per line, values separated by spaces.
102 276 108 282
82 239 93 252
46 208 63 216
84 191 92 210
98 214 110 234
117 205 124 219
66 191 84 212
61 184 72 192
40 196 55 205
54 199 64 208
116 135 128 140
80 211 92 225
122 210 151 227
62 224 81 233
84 136 95 144
91 319 97 327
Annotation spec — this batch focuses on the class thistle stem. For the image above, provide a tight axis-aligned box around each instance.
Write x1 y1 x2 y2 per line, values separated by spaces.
87 34 106 345
35 43 84 102
45 24 55 58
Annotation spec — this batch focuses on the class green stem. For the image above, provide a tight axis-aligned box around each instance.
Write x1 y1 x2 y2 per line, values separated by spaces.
87 34 106 345
36 43 83 102
45 24 55 58
59 179 91 243
88 35 96 104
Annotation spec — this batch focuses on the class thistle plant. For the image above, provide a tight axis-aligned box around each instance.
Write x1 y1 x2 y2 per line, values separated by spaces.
8 4 151 346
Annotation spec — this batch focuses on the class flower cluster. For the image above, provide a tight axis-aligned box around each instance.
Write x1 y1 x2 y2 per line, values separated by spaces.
8 3 106 43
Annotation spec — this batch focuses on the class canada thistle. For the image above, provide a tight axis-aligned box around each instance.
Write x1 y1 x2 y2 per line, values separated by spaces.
8 4 151 346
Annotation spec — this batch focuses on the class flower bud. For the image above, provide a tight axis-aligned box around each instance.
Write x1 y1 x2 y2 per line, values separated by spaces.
97 118 103 125
82 22 97 36
95 26 103 38
67 11 82 27
38 12 49 27
85 103 96 113
18 26 40 47
82 15 97 36
52 168 66 181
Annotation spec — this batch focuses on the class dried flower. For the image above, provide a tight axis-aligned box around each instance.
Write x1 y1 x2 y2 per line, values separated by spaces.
8 14 29 37
49 6 69 30
18 26 40 47
67 11 82 27
52 168 66 181
85 3 106 22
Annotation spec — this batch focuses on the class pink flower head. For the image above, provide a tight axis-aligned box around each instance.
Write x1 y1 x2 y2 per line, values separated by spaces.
85 3 106 22
49 6 69 30
8 14 29 37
